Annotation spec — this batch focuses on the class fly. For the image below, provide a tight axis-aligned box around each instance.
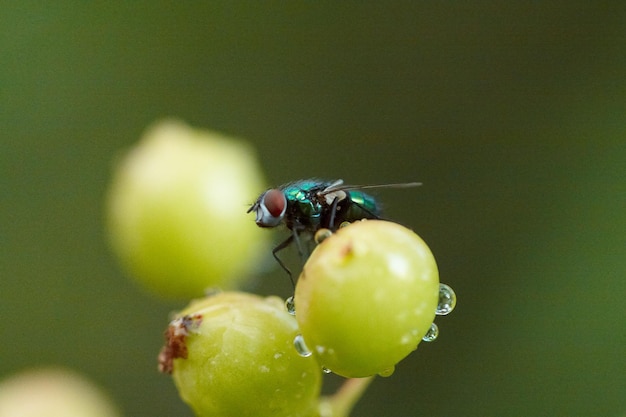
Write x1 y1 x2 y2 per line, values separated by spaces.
247 179 420 285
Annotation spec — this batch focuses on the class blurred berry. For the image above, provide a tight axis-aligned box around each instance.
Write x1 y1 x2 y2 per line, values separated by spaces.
106 120 269 299
161 292 322 417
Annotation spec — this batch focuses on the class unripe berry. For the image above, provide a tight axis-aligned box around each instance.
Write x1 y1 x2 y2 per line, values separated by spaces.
295 220 439 378
160 292 322 417
106 120 269 299
0 368 119 417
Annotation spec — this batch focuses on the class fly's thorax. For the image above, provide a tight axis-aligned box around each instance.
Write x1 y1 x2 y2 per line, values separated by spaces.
283 182 327 230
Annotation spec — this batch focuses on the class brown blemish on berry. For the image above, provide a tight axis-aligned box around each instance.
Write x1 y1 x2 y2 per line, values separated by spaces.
158 314 203 374
339 242 353 258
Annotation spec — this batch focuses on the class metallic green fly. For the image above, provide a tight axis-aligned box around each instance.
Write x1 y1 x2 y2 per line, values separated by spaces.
247 179 420 284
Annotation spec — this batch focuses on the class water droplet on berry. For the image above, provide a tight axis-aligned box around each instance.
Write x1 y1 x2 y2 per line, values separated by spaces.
322 366 332 374
294 334 312 357
339 221 351 228
422 323 439 342
285 296 296 315
314 228 333 244
378 366 395 377
436 283 456 315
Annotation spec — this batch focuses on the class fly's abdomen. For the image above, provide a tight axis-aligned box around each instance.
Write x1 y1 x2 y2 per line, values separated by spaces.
343 190 381 222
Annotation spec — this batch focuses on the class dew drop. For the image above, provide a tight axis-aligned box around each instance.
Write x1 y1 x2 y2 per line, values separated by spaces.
203 287 222 297
285 296 296 315
322 366 332 374
314 228 333 244
293 334 312 357
339 221 351 228
436 283 456 316
378 366 395 377
422 323 439 342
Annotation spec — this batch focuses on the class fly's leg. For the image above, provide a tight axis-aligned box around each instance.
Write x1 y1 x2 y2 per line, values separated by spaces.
292 227 309 263
272 234 295 288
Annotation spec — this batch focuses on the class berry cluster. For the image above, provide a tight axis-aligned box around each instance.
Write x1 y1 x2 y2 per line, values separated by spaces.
106 120 456 417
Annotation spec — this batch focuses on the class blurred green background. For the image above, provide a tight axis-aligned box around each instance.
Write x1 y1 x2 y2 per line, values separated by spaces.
2 2 625 416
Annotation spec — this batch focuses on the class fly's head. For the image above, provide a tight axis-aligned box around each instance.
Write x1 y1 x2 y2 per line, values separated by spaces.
247 189 287 228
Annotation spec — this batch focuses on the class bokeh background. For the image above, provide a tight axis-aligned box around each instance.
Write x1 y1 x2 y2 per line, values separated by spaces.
2 2 625 416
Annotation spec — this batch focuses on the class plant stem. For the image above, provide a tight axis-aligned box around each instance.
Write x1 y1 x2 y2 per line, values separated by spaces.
318 376 375 417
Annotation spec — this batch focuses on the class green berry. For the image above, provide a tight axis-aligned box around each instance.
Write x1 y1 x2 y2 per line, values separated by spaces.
0 368 120 417
160 292 322 417
294 220 439 378
105 120 270 299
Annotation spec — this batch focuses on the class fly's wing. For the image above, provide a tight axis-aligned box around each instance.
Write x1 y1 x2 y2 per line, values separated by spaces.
319 179 344 193
320 181 421 195
318 180 421 211
318 179 348 205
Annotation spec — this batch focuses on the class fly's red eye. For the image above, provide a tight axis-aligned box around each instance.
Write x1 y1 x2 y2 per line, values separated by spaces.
262 189 286 218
